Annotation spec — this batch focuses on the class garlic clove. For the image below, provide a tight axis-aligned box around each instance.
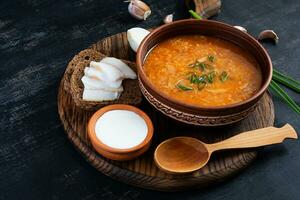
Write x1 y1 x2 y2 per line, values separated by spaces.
258 30 279 44
163 13 174 24
128 0 151 20
234 26 247 33
127 27 150 52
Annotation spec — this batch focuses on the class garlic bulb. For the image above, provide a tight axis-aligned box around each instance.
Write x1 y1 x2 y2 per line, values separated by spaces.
128 0 151 20
127 27 150 52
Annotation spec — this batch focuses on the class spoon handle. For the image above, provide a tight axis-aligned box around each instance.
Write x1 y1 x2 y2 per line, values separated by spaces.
208 124 298 152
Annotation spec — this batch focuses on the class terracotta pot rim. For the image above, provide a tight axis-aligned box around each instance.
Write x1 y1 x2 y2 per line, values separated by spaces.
87 104 154 154
136 19 273 111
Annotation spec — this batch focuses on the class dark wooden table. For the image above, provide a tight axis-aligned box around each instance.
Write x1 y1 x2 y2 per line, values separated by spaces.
1 0 299 199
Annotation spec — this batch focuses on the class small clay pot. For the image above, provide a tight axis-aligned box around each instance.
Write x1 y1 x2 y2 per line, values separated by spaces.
87 104 154 160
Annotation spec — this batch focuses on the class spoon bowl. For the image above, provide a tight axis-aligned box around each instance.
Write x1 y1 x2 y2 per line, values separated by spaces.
154 137 210 174
154 124 297 174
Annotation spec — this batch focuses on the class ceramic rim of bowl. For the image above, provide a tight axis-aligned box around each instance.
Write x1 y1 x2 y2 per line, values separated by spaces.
136 19 273 111
87 104 154 154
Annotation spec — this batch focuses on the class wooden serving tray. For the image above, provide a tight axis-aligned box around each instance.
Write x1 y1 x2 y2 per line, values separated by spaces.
57 31 275 191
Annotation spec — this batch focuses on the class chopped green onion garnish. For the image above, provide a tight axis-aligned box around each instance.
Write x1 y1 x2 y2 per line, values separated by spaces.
189 74 207 84
198 75 207 83
176 83 193 91
199 63 206 71
188 61 209 71
220 71 229 82
207 71 216 83
208 55 215 62
189 74 198 84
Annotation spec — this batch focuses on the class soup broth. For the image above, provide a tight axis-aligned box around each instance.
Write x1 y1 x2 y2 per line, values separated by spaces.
143 35 262 107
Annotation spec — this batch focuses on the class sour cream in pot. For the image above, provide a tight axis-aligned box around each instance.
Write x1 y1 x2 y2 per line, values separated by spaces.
95 110 148 149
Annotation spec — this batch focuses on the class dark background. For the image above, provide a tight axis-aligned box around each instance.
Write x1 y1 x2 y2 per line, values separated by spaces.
0 0 299 199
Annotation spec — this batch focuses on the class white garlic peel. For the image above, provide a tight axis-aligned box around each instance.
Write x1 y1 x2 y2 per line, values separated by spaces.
81 58 137 102
128 0 151 20
127 27 150 52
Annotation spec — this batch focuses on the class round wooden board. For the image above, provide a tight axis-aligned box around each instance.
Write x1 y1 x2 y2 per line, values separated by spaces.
57 31 275 191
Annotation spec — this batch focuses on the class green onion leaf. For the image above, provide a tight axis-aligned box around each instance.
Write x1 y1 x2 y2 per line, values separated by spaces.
198 74 207 83
269 80 300 115
189 74 207 84
177 83 193 91
189 10 202 20
208 55 216 62
189 74 198 84
273 69 300 93
207 71 216 83
220 71 229 82
199 63 206 71
189 61 207 71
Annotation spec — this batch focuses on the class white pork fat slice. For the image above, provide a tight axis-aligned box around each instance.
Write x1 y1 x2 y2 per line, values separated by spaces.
82 89 120 101
84 66 123 84
90 61 124 82
100 57 137 79
84 67 105 81
81 76 123 92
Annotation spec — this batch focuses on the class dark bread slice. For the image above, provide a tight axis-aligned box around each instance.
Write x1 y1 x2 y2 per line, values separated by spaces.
70 58 142 111
64 49 106 92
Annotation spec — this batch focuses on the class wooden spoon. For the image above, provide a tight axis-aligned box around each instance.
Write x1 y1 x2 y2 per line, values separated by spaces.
154 124 298 174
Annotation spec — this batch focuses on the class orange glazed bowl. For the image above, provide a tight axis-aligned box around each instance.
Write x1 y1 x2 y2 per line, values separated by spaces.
136 19 272 126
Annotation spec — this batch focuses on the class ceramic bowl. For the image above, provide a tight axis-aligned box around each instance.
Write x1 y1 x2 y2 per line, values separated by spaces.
136 19 272 126
87 104 154 160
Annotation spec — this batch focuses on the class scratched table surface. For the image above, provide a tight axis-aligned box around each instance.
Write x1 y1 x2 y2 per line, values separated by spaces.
0 0 300 199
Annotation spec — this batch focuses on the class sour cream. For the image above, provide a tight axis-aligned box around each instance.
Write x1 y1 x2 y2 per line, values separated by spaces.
95 110 148 149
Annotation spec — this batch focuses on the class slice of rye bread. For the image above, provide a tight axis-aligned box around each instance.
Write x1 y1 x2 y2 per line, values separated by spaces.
63 49 106 92
70 59 142 111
